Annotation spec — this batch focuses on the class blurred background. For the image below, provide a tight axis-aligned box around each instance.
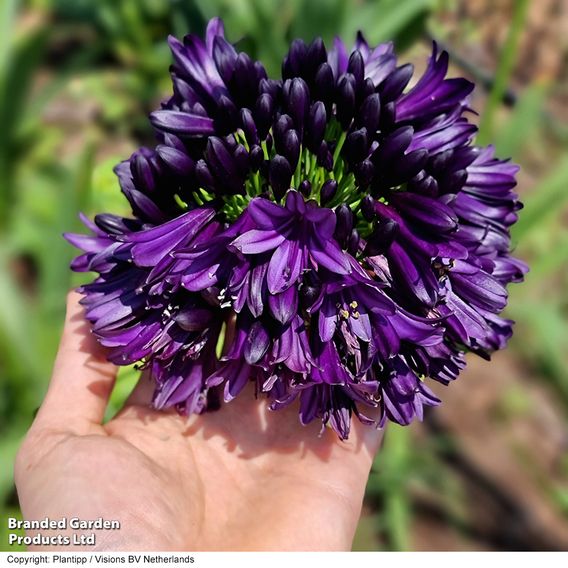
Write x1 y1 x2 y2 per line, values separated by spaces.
0 0 567 551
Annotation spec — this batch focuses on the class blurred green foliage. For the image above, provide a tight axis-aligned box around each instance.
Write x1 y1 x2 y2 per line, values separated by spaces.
0 0 567 552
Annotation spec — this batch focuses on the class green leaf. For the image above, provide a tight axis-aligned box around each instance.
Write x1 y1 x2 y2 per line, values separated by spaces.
373 425 412 550
512 156 568 240
291 0 348 42
0 425 25 504
105 366 141 421
35 144 95 364
0 246 41 381
0 506 25 551
493 84 548 160
0 0 18 77
510 300 568 405
341 0 433 45
0 26 48 227
527 231 568 279
477 0 530 145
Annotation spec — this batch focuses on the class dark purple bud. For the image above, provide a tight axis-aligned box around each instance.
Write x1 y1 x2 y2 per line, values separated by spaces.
394 191 456 236
379 63 414 102
148 153 164 177
306 101 326 152
201 286 222 307
354 159 374 186
259 159 269 179
172 77 198 106
358 93 381 134
347 228 360 255
233 144 250 177
231 53 258 103
195 160 215 191
299 179 312 197
282 129 301 171
334 204 353 243
162 133 186 153
317 141 334 171
336 73 356 129
121 187 163 223
306 37 327 76
191 102 208 117
269 155 292 200
268 287 298 326
418 172 438 197
344 127 369 163
240 108 258 145
379 101 396 130
428 149 453 176
450 146 479 170
347 50 364 91
259 78 281 100
250 145 264 171
217 95 238 132
174 307 213 331
94 213 140 235
320 179 338 204
362 78 375 99
156 145 195 177
361 195 376 221
392 149 428 182
244 321 270 364
300 282 321 309
274 114 294 153
255 93 274 139
286 78 310 133
224 135 238 151
371 126 414 165
283 38 308 78
206 137 239 183
439 169 468 194
254 61 268 82
365 218 399 255
131 153 156 193
150 110 216 137
282 78 291 100
314 62 335 107
213 36 238 84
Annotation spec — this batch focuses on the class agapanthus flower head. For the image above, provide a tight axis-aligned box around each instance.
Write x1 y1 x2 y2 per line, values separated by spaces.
66 19 527 439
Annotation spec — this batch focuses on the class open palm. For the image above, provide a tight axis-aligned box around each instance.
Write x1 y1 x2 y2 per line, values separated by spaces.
15 292 383 551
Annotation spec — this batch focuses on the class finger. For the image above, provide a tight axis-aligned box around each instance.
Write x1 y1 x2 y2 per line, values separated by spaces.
35 290 118 430
351 406 386 454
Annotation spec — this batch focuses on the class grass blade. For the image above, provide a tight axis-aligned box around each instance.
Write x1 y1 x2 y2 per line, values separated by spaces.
477 0 530 145
512 156 568 240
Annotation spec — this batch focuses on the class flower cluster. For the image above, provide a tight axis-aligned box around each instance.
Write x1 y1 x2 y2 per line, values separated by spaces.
67 19 527 439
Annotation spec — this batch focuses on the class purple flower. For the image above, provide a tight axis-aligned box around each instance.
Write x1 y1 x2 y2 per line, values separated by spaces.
66 19 527 439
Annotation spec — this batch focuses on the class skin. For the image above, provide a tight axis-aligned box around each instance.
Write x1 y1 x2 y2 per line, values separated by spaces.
14 291 384 551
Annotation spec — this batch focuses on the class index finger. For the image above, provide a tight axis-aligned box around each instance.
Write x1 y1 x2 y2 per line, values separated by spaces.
34 290 118 432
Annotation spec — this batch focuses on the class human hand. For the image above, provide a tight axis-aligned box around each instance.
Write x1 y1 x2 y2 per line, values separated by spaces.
14 291 384 551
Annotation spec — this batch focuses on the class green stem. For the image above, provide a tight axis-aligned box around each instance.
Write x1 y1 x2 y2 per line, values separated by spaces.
476 0 529 145
332 131 347 168
293 145 303 188
382 426 411 551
